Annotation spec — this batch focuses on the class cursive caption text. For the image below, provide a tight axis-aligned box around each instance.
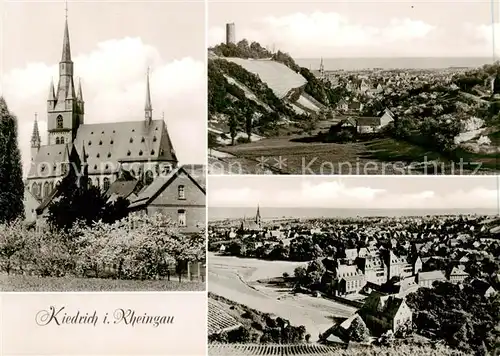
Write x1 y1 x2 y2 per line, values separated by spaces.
35 306 174 327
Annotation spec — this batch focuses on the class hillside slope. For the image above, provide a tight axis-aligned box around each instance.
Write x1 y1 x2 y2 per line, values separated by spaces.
207 41 341 147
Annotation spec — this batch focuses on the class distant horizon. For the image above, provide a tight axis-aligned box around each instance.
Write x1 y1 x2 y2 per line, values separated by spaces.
209 207 499 221
296 56 495 60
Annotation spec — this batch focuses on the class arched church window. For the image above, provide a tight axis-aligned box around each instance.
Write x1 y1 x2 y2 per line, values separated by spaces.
60 137 64 144
95 177 100 187
56 137 60 144
153 136 157 142
130 138 134 143
37 183 42 197
103 177 110 191
141 137 145 143
49 181 54 192
43 182 50 198
31 183 38 196
145 170 154 185
56 115 63 129
127 150 131 156
139 150 143 156
151 150 155 155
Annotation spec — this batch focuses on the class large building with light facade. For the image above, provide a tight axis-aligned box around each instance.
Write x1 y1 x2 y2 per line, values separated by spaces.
27 16 177 201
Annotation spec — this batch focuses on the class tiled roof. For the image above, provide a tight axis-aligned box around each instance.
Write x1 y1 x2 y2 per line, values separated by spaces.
73 120 176 175
128 166 205 210
28 120 177 179
27 144 73 178
356 117 381 126
417 270 446 281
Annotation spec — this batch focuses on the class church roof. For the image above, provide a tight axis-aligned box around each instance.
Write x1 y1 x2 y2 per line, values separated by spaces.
72 119 176 175
27 143 74 178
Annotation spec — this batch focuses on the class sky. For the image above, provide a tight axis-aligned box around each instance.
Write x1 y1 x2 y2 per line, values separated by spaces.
208 0 499 58
0 0 206 173
209 176 500 212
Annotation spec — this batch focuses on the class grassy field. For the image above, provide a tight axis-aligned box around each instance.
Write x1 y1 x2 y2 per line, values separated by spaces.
0 273 206 292
219 134 499 175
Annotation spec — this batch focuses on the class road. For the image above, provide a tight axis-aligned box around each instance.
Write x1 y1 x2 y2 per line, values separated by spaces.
208 253 357 341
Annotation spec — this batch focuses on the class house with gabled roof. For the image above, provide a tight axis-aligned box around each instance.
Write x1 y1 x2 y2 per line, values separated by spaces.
448 265 469 284
416 270 446 288
128 165 206 233
358 292 413 336
470 279 497 298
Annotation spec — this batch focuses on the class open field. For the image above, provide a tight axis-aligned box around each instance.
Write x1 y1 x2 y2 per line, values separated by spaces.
208 253 357 341
0 273 206 292
218 135 498 175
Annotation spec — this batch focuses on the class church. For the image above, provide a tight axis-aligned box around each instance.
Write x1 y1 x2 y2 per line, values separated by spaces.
239 205 263 232
24 15 205 232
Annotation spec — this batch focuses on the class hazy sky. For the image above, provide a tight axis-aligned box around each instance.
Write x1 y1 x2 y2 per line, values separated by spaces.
208 0 499 58
0 0 206 172
209 176 500 210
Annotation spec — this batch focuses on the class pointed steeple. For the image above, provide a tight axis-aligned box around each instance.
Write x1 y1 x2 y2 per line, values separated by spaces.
56 3 75 103
255 204 261 224
31 113 41 148
145 67 152 123
61 1 71 64
77 78 83 100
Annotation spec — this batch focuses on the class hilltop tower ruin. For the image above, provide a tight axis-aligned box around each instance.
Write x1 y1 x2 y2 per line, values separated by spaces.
226 23 236 45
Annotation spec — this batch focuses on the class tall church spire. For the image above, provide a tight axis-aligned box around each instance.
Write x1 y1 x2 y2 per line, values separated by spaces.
55 2 75 103
46 3 80 144
77 78 83 100
61 18 72 63
255 204 261 224
31 113 41 148
145 67 152 123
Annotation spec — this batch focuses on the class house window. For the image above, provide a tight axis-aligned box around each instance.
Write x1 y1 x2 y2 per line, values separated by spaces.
60 137 64 144
178 185 185 200
103 177 110 191
56 115 63 129
177 209 186 227
55 137 60 144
